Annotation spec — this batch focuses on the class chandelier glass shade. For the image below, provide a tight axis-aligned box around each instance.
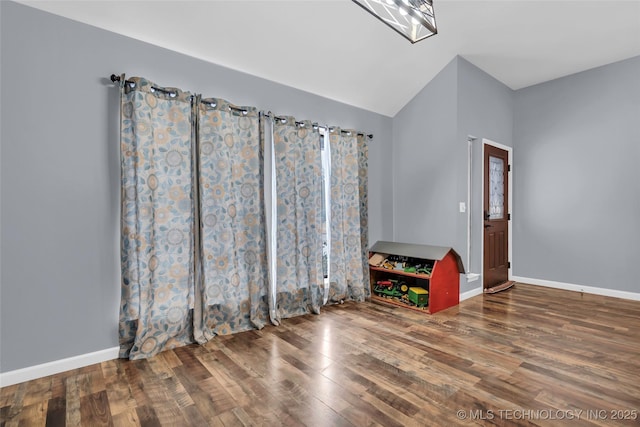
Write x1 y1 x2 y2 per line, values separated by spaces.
352 0 437 43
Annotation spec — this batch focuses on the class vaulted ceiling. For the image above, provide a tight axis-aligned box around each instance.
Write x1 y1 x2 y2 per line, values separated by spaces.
17 0 640 116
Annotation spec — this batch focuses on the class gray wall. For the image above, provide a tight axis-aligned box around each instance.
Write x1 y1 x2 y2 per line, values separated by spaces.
0 1 392 372
393 54 639 295
392 58 459 248
393 56 514 293
456 58 514 290
513 56 640 292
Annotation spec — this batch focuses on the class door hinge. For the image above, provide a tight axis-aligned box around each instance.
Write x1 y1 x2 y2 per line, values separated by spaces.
508 213 511 220
507 261 511 269
508 164 511 172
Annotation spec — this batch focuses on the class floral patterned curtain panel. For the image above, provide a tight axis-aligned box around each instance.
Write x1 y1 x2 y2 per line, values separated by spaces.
357 134 371 293
194 98 269 341
119 77 196 359
272 118 325 321
328 129 370 303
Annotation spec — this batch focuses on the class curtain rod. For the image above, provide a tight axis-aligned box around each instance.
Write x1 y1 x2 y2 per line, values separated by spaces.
261 112 373 139
110 74 373 140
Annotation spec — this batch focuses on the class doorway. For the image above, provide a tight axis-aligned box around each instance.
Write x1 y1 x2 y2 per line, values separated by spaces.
482 140 512 291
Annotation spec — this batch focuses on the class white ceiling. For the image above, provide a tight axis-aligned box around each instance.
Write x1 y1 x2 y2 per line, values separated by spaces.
17 0 640 117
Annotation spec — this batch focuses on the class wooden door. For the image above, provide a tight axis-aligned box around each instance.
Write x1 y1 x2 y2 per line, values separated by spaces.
483 145 509 289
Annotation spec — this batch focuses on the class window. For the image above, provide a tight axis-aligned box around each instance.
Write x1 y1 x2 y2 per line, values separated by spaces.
320 129 331 303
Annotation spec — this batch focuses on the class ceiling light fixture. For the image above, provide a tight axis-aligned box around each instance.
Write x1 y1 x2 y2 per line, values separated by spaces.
352 0 437 44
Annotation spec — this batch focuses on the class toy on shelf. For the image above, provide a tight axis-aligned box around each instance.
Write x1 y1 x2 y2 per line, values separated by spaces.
369 253 434 276
373 280 403 298
372 279 427 309
408 287 429 307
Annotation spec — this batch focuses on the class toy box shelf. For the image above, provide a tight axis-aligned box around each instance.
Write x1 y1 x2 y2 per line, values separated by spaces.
368 241 464 314
369 266 432 280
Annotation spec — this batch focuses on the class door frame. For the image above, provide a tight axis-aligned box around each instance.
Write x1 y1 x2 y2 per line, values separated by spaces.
480 139 513 285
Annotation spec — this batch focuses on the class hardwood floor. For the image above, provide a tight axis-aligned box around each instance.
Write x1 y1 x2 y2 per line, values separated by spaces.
2 283 639 426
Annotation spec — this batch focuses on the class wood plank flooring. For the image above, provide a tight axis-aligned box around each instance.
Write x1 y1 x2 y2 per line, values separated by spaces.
2 283 639 426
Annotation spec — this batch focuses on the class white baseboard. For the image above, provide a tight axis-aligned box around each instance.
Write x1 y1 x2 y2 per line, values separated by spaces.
460 286 483 302
465 273 480 282
511 276 640 301
0 346 119 387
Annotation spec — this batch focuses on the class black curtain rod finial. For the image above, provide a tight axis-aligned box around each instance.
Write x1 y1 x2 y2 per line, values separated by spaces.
110 74 121 83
